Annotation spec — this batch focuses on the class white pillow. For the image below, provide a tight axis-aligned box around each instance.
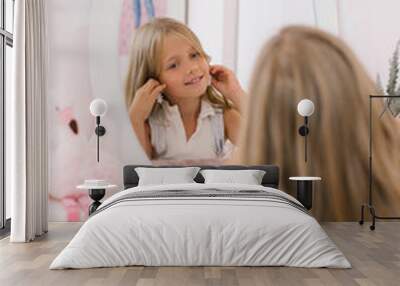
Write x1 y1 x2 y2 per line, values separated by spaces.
135 167 200 186
200 169 266 185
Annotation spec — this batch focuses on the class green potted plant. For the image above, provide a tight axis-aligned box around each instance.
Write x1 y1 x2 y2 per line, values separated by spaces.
378 41 400 117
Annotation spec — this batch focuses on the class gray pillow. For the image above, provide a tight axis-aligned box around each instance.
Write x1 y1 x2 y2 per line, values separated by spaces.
200 169 266 185
135 167 200 186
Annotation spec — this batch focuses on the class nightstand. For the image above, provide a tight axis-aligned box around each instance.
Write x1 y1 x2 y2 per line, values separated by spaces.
77 181 117 215
289 177 321 210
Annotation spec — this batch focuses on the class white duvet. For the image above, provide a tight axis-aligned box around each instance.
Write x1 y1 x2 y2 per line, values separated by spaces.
50 183 351 269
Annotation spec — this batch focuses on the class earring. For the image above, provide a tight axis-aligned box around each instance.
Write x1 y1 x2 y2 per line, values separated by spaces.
156 93 163 104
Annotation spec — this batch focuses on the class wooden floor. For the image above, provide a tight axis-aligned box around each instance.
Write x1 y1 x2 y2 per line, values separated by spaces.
0 222 399 286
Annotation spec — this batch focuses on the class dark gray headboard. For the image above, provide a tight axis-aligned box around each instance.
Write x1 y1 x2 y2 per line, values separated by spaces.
123 165 279 189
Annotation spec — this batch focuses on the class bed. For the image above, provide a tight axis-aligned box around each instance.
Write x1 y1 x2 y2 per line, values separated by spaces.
50 165 350 269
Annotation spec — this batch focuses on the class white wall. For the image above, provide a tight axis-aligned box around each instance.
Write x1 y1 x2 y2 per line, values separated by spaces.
314 0 338 36
236 0 341 90
237 0 316 90
187 0 224 65
187 0 237 70
338 0 400 86
186 0 377 92
187 0 336 88
233 0 399 90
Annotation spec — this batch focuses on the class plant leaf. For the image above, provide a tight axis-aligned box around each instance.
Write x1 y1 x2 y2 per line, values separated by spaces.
386 41 400 96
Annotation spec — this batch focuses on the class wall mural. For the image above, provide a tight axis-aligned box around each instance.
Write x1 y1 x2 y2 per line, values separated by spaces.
48 0 186 221
47 0 400 222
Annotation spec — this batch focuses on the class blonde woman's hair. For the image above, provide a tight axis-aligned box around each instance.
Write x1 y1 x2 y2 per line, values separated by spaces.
238 25 400 220
125 17 230 111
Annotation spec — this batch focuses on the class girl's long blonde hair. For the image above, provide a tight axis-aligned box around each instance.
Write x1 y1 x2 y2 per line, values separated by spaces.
125 17 230 111
238 26 400 220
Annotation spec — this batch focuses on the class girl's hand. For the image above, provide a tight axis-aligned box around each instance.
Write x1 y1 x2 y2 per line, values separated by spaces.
128 79 165 160
209 65 246 111
128 79 166 122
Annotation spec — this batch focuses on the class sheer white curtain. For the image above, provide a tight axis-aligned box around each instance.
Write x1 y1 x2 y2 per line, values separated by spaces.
9 0 48 242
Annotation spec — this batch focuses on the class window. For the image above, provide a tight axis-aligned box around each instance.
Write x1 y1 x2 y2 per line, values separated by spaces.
0 0 14 235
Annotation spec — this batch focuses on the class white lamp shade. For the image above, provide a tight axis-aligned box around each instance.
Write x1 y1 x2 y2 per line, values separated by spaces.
90 99 107 117
297 99 315 117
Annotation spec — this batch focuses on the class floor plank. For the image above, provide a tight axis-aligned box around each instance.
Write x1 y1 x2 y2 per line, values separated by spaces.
0 222 399 286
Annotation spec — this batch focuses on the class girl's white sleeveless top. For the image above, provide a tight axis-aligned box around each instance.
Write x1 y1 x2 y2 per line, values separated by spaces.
148 99 232 160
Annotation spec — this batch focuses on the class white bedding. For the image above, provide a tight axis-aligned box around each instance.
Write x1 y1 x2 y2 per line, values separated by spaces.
50 183 351 269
